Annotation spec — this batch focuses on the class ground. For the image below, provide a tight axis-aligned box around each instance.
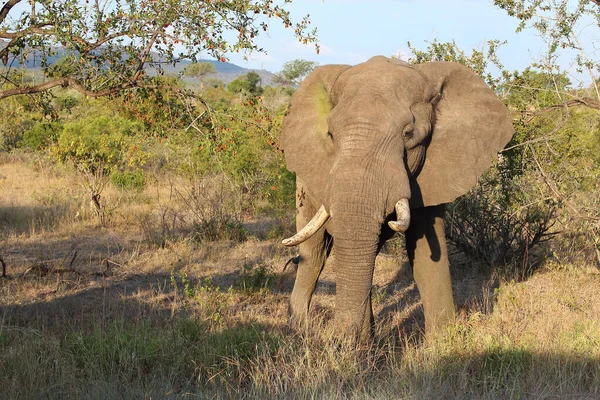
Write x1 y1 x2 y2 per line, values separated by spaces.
1 156 599 399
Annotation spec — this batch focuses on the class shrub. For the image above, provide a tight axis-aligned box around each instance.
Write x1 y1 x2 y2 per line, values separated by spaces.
193 214 247 242
446 170 557 278
20 122 62 150
51 114 147 224
110 169 146 191
236 262 275 293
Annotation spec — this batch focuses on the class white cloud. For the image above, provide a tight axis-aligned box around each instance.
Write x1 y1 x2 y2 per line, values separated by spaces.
392 49 410 61
244 52 273 62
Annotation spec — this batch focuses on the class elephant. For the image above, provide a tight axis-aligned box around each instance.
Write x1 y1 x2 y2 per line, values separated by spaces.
279 55 514 340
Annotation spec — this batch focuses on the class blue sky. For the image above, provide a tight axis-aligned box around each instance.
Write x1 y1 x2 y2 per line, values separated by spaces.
5 1 594 84
227 0 549 76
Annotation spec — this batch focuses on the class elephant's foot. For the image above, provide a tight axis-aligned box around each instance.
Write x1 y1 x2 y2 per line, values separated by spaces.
423 305 455 335
333 298 375 343
331 315 373 343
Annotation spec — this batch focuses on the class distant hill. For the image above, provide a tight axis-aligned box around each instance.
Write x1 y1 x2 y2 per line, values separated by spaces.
158 58 276 86
0 41 276 86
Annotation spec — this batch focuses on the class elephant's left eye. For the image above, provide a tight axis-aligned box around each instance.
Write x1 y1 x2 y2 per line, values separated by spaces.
402 124 414 139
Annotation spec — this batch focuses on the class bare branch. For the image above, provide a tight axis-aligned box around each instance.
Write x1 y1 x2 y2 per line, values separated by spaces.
529 144 600 222
521 97 600 122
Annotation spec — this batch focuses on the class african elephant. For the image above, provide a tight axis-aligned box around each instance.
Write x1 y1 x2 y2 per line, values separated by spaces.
279 56 514 340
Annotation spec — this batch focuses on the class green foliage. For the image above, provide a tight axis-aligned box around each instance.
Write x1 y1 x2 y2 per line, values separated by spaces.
178 86 295 218
408 38 506 88
110 169 146 192
204 77 225 89
228 72 263 95
194 215 247 243
48 114 148 224
54 93 79 113
236 262 275 293
0 97 37 151
184 62 217 91
183 62 217 79
261 85 295 112
20 122 62 150
52 115 144 174
262 167 296 216
273 59 319 86
45 57 78 79
0 0 319 114
119 78 195 136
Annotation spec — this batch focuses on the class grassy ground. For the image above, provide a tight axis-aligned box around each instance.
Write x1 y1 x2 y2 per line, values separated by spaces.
1 156 599 399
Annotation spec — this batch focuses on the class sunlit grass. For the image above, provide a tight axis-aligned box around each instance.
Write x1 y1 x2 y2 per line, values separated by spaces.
1 157 599 399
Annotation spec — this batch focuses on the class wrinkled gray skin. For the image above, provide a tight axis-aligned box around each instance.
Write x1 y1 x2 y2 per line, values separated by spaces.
280 56 514 340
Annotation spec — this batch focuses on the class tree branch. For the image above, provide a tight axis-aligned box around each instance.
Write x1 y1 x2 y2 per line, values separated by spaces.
0 0 22 24
0 77 210 113
521 97 600 122
0 22 54 39
132 32 158 82
0 77 125 99
529 144 600 222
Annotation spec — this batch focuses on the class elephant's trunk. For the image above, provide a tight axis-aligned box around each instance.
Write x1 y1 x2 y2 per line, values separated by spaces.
330 190 381 338
329 159 411 339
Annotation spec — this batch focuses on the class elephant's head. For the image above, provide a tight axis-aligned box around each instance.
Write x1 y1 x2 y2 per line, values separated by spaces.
281 56 513 244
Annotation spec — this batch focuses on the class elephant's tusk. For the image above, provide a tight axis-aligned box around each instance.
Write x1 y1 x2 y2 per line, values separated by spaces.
282 205 330 247
388 198 411 233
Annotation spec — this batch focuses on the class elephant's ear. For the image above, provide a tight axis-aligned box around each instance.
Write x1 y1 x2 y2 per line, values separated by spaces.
280 64 351 201
410 62 514 208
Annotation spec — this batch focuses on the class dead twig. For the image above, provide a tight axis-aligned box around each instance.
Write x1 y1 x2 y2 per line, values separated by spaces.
96 259 122 276
0 256 7 278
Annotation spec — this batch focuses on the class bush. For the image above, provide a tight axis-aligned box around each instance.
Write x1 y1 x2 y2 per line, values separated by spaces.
51 114 147 224
20 122 62 150
110 169 146 191
236 262 275 293
193 214 247 242
446 170 557 278
175 176 248 243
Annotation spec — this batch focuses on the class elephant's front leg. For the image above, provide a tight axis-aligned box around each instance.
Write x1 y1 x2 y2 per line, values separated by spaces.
289 182 332 329
406 204 455 334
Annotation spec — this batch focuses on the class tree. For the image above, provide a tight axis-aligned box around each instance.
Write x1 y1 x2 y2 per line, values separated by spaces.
183 62 217 90
493 0 600 99
228 71 262 95
0 0 318 105
407 39 505 88
273 59 318 86
493 0 600 265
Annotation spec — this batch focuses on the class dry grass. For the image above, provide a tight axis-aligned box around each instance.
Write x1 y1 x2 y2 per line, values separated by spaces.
1 157 599 399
